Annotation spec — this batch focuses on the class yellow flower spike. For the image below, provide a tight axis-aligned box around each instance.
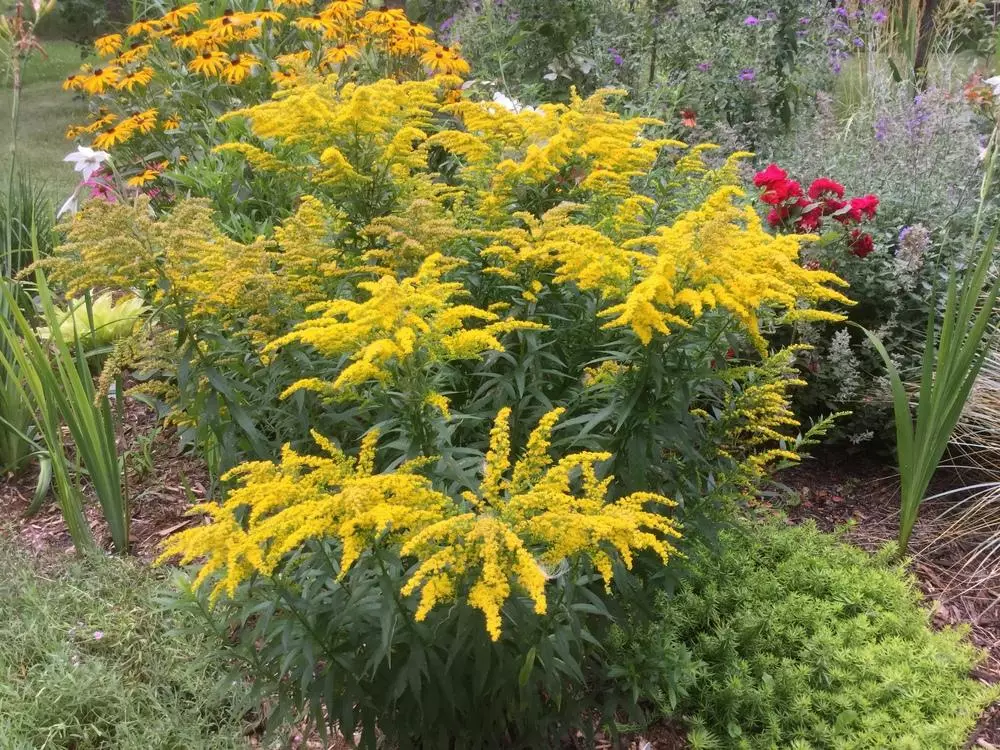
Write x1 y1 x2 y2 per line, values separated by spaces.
159 409 680 641
425 392 451 420
356 429 379 476
480 407 512 506
509 407 564 493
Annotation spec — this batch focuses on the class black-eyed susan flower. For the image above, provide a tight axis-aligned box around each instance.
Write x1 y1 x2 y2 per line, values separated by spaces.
160 2 200 25
320 0 363 20
62 73 84 91
221 53 259 84
358 7 406 32
270 69 298 86
93 120 136 149
188 49 228 76
171 29 204 49
94 33 122 56
126 168 160 187
273 0 311 7
115 66 154 92
125 108 158 134
163 114 182 130
294 13 335 33
117 42 152 64
321 41 359 66
82 65 122 94
126 18 161 36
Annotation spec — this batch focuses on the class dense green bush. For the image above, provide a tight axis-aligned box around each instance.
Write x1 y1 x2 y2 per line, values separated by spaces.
611 521 995 748
0 540 251 749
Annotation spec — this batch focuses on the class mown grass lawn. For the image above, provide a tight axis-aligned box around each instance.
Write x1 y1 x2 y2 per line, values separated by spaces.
1 39 91 197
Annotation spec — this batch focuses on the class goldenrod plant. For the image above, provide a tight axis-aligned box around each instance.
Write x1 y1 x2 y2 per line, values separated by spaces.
45 34 858 742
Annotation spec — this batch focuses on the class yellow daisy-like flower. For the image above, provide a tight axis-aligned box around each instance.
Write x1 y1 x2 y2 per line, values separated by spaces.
93 120 136 149
188 49 228 76
127 18 161 36
171 28 209 50
322 41 360 66
243 10 285 23
221 53 260 84
160 2 200 25
115 66 154 92
275 50 311 67
163 114 182 130
273 0 312 7
358 7 407 32
320 0 363 19
62 73 84 91
94 33 122 56
126 168 160 187
124 108 158 134
294 13 336 33
117 42 153 64
82 66 122 94
420 44 469 77
149 21 178 39
270 69 298 86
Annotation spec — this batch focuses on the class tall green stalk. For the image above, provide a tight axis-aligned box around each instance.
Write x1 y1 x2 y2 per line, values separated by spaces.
0 247 130 553
865 131 1000 556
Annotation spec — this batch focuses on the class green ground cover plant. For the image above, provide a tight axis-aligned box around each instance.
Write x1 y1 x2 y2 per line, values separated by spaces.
0 537 252 750
611 521 996 749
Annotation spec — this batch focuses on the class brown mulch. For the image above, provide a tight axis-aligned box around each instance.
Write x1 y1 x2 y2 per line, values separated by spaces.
776 449 1000 748
0 394 209 561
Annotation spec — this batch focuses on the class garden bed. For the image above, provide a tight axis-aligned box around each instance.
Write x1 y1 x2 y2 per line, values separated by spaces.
3 410 998 749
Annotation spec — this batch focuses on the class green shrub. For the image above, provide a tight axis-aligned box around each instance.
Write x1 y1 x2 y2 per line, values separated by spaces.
0 538 251 750
611 521 995 749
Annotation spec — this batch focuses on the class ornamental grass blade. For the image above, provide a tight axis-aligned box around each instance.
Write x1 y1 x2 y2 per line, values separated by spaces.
864 223 1000 556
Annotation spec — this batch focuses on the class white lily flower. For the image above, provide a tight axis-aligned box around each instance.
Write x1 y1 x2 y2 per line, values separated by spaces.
63 146 110 182
489 91 542 115
57 187 81 219
985 75 1000 96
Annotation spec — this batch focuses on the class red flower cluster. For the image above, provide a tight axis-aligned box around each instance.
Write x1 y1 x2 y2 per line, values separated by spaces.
753 164 879 258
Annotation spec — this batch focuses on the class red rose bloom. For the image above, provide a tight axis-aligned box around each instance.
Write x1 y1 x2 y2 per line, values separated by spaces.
850 194 879 219
808 177 845 199
849 229 875 258
753 163 788 188
761 179 802 205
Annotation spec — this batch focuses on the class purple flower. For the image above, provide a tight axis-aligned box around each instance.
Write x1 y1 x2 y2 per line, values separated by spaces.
853 36 864 47
872 8 887 22
898 226 912 244
439 15 455 31
765 10 777 20
874 117 888 142
608 47 624 66
743 14 760 25
799 16 810 23
738 68 755 81
697 61 712 71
